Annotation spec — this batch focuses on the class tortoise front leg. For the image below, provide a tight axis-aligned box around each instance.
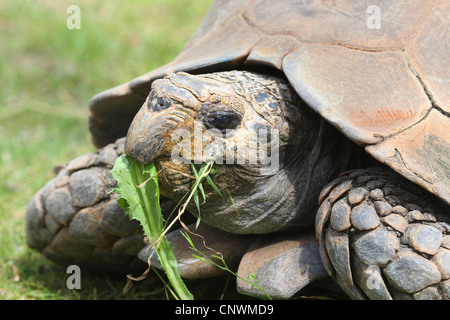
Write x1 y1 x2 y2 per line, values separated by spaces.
25 138 177 274
316 167 450 300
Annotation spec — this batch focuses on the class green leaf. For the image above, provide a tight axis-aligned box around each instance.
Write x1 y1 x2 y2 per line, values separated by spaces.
110 154 193 300
205 175 223 197
193 188 202 229
192 255 208 263
190 163 206 203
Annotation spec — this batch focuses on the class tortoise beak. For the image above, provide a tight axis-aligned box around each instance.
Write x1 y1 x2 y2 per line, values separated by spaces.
125 76 201 164
124 100 177 164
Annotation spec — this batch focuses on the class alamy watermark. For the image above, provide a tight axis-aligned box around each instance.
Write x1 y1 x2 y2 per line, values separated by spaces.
66 265 81 289
366 5 381 30
66 5 81 30
365 265 383 291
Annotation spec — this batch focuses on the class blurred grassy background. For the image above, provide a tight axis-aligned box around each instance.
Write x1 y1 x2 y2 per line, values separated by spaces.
0 0 212 299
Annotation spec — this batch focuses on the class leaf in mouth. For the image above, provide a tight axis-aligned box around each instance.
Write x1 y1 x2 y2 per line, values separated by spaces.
110 154 193 300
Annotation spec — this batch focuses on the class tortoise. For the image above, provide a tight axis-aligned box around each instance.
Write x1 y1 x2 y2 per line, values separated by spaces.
25 0 450 300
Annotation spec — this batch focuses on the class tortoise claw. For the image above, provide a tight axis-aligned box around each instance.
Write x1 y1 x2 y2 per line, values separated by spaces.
324 228 353 287
352 259 392 300
26 138 150 274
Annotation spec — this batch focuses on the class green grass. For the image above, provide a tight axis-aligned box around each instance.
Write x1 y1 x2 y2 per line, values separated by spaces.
0 0 212 300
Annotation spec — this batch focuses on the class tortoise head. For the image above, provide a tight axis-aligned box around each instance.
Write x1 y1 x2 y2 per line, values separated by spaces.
125 71 348 234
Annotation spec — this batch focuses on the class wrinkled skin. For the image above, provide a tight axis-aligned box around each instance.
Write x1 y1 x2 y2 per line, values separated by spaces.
125 71 352 234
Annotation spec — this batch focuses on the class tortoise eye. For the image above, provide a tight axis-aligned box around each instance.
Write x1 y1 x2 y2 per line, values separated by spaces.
215 115 233 128
204 111 241 133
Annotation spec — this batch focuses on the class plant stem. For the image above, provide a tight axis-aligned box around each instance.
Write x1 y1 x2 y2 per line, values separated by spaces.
134 162 193 300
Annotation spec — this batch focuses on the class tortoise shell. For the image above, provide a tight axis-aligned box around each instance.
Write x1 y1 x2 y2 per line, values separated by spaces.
89 0 450 205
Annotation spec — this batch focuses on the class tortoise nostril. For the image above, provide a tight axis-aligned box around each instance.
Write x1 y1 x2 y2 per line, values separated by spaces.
147 94 170 112
154 102 165 111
